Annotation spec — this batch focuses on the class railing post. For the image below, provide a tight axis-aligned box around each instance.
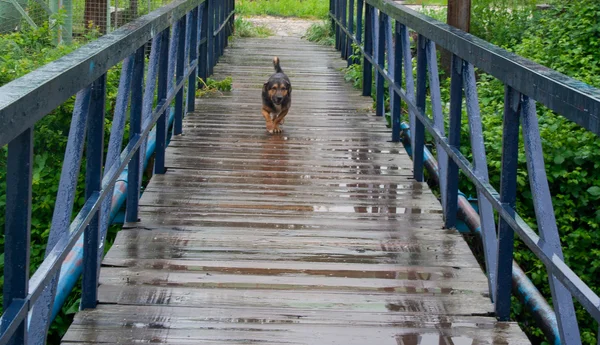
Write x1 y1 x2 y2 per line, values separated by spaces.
125 46 145 223
362 3 372 97
199 2 209 83
495 85 521 320
347 0 354 66
413 34 427 182
444 54 462 229
81 73 106 310
375 11 385 117
391 21 402 142
187 7 199 114
207 0 215 76
340 0 347 59
155 28 171 175
334 0 340 51
2 129 33 345
356 0 363 65
174 17 187 136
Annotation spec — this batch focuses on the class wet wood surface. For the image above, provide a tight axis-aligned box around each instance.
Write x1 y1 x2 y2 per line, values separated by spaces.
62 37 530 344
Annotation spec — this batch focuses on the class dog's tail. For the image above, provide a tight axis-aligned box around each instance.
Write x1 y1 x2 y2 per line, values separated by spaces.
273 56 283 74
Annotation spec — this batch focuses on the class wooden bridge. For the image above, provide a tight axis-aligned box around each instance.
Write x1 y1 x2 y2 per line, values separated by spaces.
59 36 530 343
1 0 600 344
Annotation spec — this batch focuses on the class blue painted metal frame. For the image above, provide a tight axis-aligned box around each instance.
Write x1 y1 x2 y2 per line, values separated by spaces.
0 0 234 343
330 1 600 344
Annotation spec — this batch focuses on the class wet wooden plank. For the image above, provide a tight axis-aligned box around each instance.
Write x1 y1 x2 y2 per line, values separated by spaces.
62 36 530 344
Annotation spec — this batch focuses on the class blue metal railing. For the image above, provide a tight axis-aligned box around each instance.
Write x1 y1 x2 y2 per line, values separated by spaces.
0 0 234 342
330 1 600 345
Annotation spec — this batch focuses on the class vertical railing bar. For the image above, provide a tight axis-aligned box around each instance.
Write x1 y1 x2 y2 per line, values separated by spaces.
495 85 521 321
3 128 33 345
413 34 426 182
463 61 498 302
444 54 462 228
521 95 582 345
174 16 187 135
29 84 92 342
207 0 214 76
356 0 363 65
391 20 402 142
199 2 208 82
334 0 340 50
347 0 354 66
371 8 378 99
187 7 199 114
125 46 146 223
400 24 416 151
385 15 393 120
155 28 171 175
362 3 372 97
340 0 347 59
425 40 448 211
81 73 106 310
375 11 385 117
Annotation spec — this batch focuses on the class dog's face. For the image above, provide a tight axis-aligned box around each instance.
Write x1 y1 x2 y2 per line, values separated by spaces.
264 79 291 106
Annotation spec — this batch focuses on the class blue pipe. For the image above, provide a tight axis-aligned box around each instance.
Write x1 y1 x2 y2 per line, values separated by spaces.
398 122 561 345
50 108 175 320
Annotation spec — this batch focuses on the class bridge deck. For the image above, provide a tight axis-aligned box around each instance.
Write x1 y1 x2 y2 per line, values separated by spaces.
62 37 530 344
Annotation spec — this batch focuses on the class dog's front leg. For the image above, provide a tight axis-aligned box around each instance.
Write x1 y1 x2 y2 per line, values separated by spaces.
262 108 276 133
272 109 289 133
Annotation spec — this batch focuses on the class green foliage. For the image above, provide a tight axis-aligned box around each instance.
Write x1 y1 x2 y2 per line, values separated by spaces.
471 0 540 49
304 20 335 46
341 0 600 343
196 76 233 97
233 17 274 38
235 0 329 19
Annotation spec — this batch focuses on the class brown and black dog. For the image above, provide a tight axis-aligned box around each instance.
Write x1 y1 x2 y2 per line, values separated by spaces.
261 57 291 134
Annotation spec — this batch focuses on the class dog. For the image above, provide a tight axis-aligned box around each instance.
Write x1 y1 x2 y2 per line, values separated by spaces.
261 57 291 134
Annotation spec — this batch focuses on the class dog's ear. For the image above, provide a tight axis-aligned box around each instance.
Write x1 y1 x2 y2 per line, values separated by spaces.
263 82 268 93
285 81 292 94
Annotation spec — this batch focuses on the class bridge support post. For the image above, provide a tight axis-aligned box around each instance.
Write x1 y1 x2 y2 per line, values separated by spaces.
495 85 520 321
375 11 385 117
2 129 33 345
126 46 146 223
81 74 106 310
174 16 187 136
391 21 402 143
155 28 170 175
413 35 427 182
199 1 209 84
361 3 372 97
187 7 199 114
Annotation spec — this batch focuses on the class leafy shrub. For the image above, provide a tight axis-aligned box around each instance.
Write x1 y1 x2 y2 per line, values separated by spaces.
304 20 335 46
233 17 274 38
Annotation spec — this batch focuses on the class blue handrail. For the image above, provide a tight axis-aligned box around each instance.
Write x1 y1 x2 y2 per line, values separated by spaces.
0 0 234 343
330 1 600 345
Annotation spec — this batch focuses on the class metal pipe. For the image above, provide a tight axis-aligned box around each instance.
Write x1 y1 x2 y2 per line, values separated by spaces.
50 108 175 320
399 122 561 345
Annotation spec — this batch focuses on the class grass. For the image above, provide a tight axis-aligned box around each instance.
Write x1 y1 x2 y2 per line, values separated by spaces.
233 17 274 37
304 20 335 46
401 0 447 4
235 0 329 19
